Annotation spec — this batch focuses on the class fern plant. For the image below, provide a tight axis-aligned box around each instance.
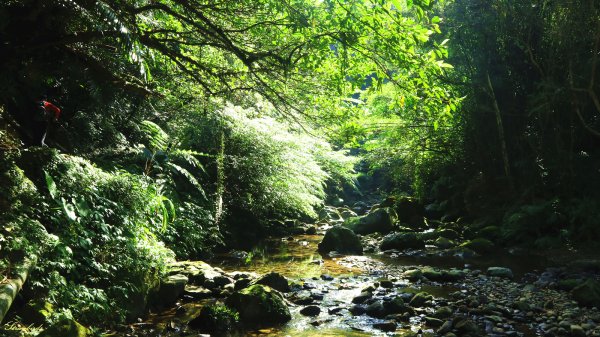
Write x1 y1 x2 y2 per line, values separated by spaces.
140 120 207 200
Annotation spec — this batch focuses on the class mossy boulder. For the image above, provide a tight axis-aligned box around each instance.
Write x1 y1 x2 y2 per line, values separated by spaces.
252 272 290 292
343 207 397 234
38 319 90 337
151 274 188 307
318 226 363 255
188 304 239 334
434 237 456 249
571 279 600 308
380 232 425 251
487 267 513 279
460 238 495 254
394 196 425 227
225 284 291 328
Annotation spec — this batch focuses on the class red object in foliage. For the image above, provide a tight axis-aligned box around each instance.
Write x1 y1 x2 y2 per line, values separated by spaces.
42 101 61 119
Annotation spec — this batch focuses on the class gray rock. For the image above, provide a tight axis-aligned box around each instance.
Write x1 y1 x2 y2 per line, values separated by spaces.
343 207 397 235
380 232 425 250
317 226 363 255
487 267 514 279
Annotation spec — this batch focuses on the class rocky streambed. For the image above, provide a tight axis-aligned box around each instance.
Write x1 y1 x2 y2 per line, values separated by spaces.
109 225 600 337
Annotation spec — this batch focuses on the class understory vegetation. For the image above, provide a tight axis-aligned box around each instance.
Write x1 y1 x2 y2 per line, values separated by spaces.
0 0 599 333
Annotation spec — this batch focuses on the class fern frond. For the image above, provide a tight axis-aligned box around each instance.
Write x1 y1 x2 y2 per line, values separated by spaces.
171 149 208 173
167 162 207 200
141 120 169 152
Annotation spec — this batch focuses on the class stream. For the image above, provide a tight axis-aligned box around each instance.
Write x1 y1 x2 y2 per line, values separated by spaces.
115 229 592 337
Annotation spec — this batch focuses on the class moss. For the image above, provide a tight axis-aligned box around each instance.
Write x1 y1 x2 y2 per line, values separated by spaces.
38 319 90 337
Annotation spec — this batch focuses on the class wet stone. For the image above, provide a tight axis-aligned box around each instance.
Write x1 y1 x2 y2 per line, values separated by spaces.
352 292 373 304
300 305 321 317
373 321 397 332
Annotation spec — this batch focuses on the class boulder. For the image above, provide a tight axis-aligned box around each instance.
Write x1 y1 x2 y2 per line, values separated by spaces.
152 274 188 307
318 206 343 223
380 232 425 251
409 292 433 307
38 319 90 337
225 284 291 328
343 207 397 235
168 261 221 286
460 238 495 254
317 226 363 255
487 267 514 279
394 196 425 227
299 305 321 316
434 237 456 249
188 304 239 334
365 300 386 318
253 272 290 292
338 207 358 220
571 279 600 308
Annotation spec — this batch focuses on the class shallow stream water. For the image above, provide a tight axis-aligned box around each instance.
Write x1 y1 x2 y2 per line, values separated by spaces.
125 232 557 337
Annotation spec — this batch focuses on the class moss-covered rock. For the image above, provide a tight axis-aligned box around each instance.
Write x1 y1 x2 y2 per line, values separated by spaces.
486 267 513 279
460 238 495 254
252 272 290 292
225 284 291 328
380 232 425 251
343 207 397 234
38 319 90 337
571 279 600 308
318 226 363 255
151 274 188 307
188 304 239 334
394 196 425 227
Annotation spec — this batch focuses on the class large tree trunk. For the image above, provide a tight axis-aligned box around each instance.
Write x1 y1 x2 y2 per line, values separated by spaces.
0 256 37 324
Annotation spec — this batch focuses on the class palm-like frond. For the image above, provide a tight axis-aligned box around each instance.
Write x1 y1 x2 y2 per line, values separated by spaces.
167 162 207 200
141 120 169 153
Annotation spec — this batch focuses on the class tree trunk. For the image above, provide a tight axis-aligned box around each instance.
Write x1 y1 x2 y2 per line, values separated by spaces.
486 72 512 185
0 256 37 323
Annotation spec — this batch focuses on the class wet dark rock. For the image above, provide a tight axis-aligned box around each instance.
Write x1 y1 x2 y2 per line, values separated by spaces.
487 267 514 279
383 297 412 315
305 226 317 235
454 317 480 334
571 279 600 307
380 232 425 250
432 306 453 319
318 206 343 222
394 196 425 228
343 207 397 235
378 278 394 288
289 290 313 304
352 292 373 304
434 237 456 249
224 284 291 328
365 300 386 318
188 304 239 334
234 278 252 290
402 269 422 281
300 305 321 316
409 292 433 307
437 320 453 334
373 321 397 332
425 316 444 327
253 272 290 292
318 226 363 255
460 238 495 254
320 274 334 281
349 304 367 315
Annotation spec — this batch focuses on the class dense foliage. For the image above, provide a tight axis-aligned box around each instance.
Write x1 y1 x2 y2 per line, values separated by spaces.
1 0 599 332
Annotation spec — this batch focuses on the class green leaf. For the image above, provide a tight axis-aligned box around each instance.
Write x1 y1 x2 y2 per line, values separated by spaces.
44 170 58 200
